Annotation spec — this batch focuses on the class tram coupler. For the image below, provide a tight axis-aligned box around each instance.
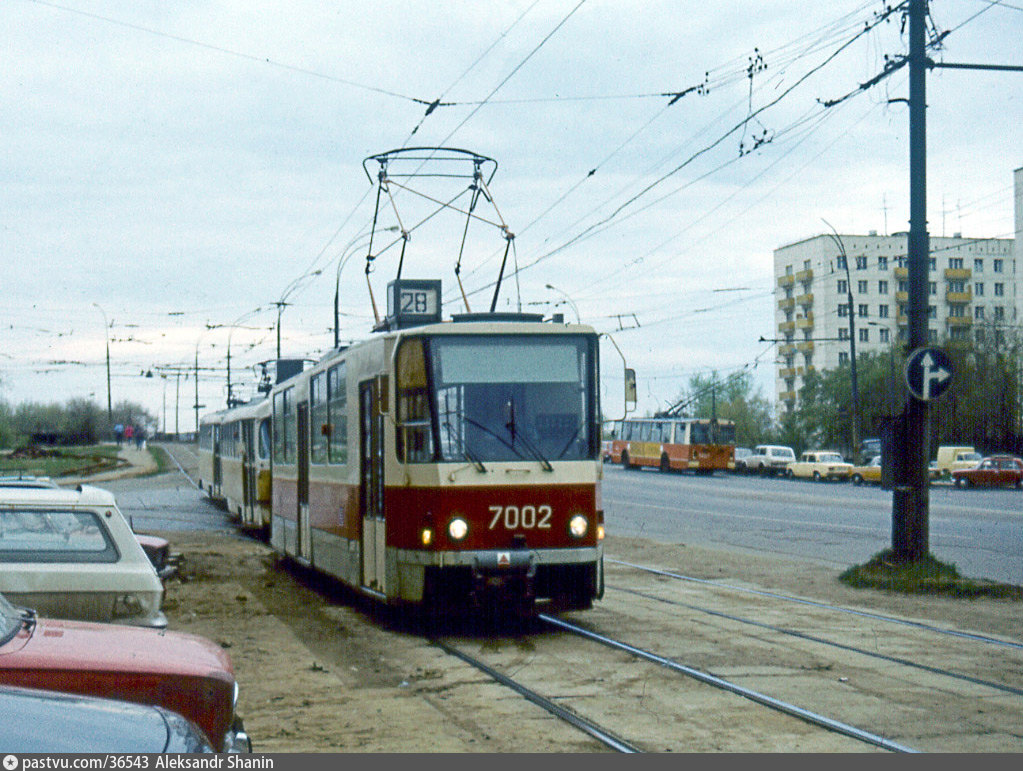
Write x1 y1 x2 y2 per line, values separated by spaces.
471 549 537 609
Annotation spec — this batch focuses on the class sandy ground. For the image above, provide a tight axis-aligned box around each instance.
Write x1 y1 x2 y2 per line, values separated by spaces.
96 446 1023 752
157 529 1022 753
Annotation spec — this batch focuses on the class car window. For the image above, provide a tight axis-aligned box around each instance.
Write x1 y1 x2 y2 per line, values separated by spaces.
0 509 118 563
819 453 844 463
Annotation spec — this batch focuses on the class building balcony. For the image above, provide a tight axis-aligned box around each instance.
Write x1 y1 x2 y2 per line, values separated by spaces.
796 341 814 353
895 291 908 302
897 315 908 326
778 297 795 310
796 315 814 329
779 390 797 402
779 321 796 332
780 367 797 379
795 268 813 283
778 274 795 287
778 343 796 356
946 291 972 303
946 316 972 327
894 267 908 279
944 268 971 280
796 366 815 377
796 293 814 306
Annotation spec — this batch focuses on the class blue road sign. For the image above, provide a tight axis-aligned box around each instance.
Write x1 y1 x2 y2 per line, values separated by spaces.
904 346 953 401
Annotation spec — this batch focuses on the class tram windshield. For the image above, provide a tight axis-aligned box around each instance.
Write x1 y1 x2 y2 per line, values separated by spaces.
396 334 598 464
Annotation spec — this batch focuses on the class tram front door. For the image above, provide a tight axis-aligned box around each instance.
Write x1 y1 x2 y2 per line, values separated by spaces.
359 380 386 593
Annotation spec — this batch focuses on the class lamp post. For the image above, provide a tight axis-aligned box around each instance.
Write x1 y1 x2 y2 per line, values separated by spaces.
92 303 112 424
822 221 860 459
544 283 581 323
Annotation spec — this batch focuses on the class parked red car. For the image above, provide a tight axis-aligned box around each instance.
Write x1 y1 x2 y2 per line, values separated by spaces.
0 592 250 752
951 455 1023 488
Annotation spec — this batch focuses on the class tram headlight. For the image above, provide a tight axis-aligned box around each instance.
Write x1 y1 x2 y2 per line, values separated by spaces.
568 514 588 538
597 523 605 541
421 528 434 547
447 517 469 541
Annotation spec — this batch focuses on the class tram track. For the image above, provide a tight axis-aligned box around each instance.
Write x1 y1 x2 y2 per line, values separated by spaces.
608 557 1023 650
607 583 1023 697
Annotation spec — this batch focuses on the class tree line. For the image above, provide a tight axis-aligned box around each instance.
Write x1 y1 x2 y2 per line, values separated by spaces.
656 333 1022 460
0 396 157 449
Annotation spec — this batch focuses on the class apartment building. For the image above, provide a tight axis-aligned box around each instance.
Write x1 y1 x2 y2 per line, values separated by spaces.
773 231 1017 412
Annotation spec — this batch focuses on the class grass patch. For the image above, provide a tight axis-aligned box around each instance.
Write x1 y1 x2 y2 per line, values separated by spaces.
147 445 173 475
0 444 125 478
840 549 1022 600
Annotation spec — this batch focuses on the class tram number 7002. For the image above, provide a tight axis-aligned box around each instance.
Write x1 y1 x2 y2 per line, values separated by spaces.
489 505 552 530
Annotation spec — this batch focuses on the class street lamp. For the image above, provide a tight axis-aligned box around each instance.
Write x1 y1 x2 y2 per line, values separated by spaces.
822 220 861 459
544 284 581 323
92 303 112 424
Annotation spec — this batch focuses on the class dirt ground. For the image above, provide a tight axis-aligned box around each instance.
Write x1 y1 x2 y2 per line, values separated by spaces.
158 528 1023 753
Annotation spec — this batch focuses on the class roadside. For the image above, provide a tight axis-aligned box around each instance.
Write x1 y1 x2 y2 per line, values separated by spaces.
59 444 158 486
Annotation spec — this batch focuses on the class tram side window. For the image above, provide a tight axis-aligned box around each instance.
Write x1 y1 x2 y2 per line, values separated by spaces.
258 418 271 460
310 373 328 465
273 389 295 464
327 363 348 465
396 339 433 463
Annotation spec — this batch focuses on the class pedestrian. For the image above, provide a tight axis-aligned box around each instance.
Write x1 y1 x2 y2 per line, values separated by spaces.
124 424 134 447
114 423 124 446
136 425 146 450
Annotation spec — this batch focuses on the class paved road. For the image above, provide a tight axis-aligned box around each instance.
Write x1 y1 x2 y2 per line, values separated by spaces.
602 464 1022 585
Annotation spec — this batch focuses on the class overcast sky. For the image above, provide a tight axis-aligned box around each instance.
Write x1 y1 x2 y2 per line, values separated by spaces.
2 0 1020 430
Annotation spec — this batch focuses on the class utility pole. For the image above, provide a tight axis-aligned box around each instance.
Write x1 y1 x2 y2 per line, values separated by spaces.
891 0 931 563
823 221 860 459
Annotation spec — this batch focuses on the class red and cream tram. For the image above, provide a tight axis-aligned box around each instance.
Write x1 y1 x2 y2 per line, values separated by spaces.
204 280 605 613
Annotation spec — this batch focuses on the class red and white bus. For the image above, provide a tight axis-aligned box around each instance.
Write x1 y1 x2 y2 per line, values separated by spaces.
609 417 736 474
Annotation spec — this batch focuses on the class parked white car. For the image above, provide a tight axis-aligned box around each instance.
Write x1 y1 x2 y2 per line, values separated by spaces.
0 485 166 628
743 445 797 475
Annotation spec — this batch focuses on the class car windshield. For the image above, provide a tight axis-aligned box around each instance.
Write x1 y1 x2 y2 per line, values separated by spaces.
819 453 844 463
0 509 118 563
396 334 598 464
0 592 26 646
961 453 982 462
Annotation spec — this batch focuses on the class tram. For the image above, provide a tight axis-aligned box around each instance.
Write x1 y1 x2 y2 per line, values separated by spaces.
201 280 604 613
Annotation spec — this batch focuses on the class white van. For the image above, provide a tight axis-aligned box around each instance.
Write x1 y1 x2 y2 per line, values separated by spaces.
745 445 797 475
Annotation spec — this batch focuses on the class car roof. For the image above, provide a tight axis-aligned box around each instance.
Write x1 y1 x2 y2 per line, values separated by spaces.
0 484 117 508
0 476 60 489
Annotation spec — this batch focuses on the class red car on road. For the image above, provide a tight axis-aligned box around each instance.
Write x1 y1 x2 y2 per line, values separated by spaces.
951 456 1023 489
0 592 250 752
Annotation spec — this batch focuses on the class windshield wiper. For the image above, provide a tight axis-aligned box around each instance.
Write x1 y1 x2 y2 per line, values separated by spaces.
504 399 553 472
442 420 486 472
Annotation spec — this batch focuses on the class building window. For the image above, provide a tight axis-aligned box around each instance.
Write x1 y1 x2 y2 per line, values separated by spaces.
838 304 849 317
993 259 1003 273
858 304 869 318
949 304 965 317
975 329 985 343
785 264 793 275
804 259 811 271
898 280 909 293
836 256 847 270
975 283 984 296
859 328 869 342
929 258 936 270
974 258 983 272
950 327 968 341
928 328 937 342
974 306 985 320
879 328 890 343
995 330 1005 346
994 283 1004 297
838 351 849 365
879 304 889 318
929 281 937 295
856 256 867 270
838 328 849 340
949 257 963 269
857 280 869 294
928 305 936 319
878 280 888 294
837 279 848 294
994 306 1004 320
878 256 888 270
948 279 966 293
